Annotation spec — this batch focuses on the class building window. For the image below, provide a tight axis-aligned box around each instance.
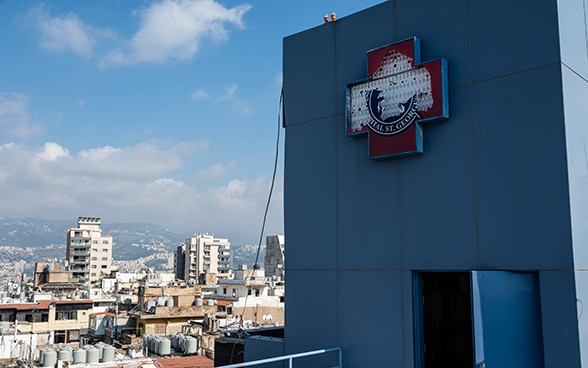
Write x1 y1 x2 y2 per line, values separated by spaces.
57 311 78 320
101 257 108 261
248 289 251 296
91 257 97 260
68 330 80 342
255 290 260 297
101 265 107 269
92 240 98 244
102 248 108 252
92 265 97 268
91 273 96 277
102 240 109 244
232 289 236 297
223 288 227 294
54 330 66 344
92 248 98 252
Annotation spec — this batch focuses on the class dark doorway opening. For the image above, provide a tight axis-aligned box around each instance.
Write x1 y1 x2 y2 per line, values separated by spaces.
421 272 473 368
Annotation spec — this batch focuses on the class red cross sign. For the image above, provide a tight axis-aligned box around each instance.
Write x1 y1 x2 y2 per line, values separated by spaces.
346 37 449 159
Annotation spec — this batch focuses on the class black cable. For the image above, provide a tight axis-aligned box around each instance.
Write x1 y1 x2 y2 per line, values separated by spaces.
253 88 283 270
231 88 283 365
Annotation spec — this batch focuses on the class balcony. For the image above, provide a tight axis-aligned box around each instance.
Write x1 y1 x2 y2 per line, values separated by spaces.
70 250 90 256
70 259 89 265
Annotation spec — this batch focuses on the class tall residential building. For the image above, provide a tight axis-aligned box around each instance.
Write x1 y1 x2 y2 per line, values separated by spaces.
264 235 285 278
183 233 231 284
66 217 113 283
175 244 185 281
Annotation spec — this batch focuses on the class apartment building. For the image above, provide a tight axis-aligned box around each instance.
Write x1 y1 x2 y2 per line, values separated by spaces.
66 217 113 283
264 235 285 279
183 233 231 284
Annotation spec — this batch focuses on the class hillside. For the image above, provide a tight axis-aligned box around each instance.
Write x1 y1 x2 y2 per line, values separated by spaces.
0 217 266 270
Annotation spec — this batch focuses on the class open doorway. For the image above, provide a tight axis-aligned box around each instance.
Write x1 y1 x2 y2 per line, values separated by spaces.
420 272 473 368
416 271 545 368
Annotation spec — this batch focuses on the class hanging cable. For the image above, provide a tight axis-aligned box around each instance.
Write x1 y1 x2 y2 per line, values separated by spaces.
231 88 283 364
253 87 283 270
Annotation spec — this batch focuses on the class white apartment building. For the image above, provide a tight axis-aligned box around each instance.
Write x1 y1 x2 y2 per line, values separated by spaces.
184 233 231 283
66 217 113 283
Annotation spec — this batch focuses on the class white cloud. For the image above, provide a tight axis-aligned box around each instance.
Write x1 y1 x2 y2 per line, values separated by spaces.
28 6 98 59
0 141 283 242
0 93 44 139
191 83 254 114
220 84 237 100
190 88 210 100
101 0 251 66
198 161 236 180
37 142 69 161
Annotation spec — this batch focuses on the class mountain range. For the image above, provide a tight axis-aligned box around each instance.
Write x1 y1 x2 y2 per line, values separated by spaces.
0 217 266 270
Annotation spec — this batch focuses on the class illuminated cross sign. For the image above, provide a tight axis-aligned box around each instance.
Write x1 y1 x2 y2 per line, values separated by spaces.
346 37 449 159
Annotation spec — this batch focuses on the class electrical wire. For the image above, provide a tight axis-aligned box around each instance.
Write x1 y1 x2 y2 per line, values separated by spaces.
230 88 283 364
253 88 283 270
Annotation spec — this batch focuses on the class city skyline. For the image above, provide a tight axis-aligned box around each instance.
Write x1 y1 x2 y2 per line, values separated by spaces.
0 0 383 244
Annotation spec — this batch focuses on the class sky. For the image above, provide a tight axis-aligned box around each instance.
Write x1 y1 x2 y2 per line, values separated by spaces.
0 0 384 244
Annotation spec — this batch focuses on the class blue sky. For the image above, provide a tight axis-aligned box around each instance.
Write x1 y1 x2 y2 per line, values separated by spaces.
0 0 383 244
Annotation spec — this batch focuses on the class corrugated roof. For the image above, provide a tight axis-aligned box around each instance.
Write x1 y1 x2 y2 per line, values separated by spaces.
153 356 213 368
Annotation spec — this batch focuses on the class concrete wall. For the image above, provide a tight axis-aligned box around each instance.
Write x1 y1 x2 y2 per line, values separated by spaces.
283 0 584 366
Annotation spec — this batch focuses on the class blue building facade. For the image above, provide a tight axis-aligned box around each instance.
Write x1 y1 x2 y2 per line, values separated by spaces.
282 1 588 366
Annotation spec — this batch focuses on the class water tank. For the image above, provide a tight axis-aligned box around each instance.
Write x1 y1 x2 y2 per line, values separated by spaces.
84 346 99 364
73 348 86 364
125 298 132 305
195 298 203 306
146 301 156 310
101 345 116 362
171 333 181 350
156 297 166 306
38 348 48 365
183 337 197 355
47 263 55 272
43 349 57 368
165 298 174 307
150 336 159 355
158 338 171 356
58 347 72 362
206 299 214 306
96 342 105 360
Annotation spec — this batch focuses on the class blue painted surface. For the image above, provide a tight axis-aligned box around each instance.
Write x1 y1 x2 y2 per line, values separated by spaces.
395 0 470 87
282 0 584 366
540 271 582 367
284 118 338 270
469 0 561 82
472 271 544 368
473 65 573 270
399 86 477 270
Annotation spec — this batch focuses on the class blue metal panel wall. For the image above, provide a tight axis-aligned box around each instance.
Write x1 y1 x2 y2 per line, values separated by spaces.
283 0 582 366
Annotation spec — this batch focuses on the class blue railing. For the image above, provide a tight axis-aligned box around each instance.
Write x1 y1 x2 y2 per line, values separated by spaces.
217 347 342 368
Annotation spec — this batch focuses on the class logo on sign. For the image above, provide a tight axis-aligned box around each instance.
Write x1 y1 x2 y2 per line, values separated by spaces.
346 37 449 159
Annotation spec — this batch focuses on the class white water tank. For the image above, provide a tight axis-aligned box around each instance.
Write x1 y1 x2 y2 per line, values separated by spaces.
183 337 197 354
84 346 99 364
58 347 72 362
158 338 171 356
43 349 57 368
102 345 116 362
73 348 86 364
